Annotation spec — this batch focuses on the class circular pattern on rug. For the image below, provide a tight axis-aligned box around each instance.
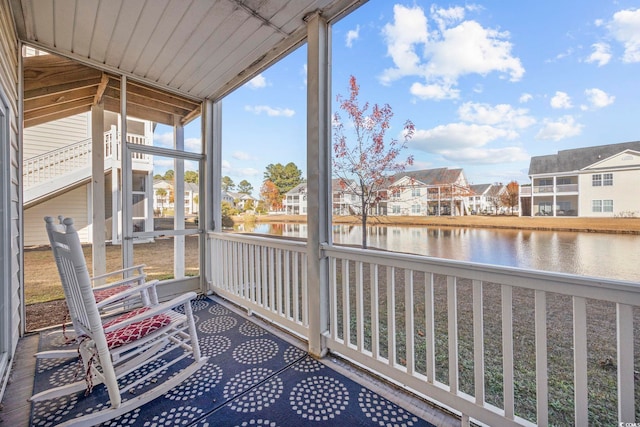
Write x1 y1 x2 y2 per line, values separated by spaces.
164 363 223 401
31 394 78 426
234 420 278 427
358 388 420 426
227 376 283 413
81 405 140 425
283 346 306 364
289 376 349 421
289 355 324 373
208 304 230 316
232 339 278 364
47 333 76 348
48 359 83 386
37 357 76 374
198 316 237 334
198 334 232 357
173 299 210 314
118 358 169 391
238 320 268 337
223 367 274 398
142 406 205 426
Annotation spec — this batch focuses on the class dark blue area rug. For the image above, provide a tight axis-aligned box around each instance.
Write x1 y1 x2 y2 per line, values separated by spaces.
31 296 434 426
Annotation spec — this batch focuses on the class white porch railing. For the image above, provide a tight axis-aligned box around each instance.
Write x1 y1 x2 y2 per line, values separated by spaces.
209 232 309 338
208 232 640 426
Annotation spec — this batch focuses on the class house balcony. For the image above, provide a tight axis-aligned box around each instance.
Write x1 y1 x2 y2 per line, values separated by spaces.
6 232 639 426
531 184 578 195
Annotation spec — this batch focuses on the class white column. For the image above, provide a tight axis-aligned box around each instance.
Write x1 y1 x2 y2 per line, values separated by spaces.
91 103 106 279
306 12 331 358
121 76 133 271
174 115 185 279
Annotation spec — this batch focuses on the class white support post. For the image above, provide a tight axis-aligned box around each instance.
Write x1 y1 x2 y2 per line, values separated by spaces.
91 102 106 280
121 76 133 271
306 12 331 358
174 115 185 279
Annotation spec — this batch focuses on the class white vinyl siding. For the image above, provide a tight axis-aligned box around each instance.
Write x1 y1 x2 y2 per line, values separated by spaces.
23 186 90 246
22 113 90 159
0 0 20 402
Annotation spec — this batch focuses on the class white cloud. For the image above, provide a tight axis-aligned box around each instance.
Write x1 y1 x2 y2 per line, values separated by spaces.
221 160 261 177
550 91 573 109
536 115 583 141
246 74 267 89
185 137 201 151
410 81 459 100
346 25 360 48
586 42 612 66
608 8 640 63
583 88 615 109
380 5 524 99
244 105 295 117
458 102 535 129
232 151 251 160
519 93 533 103
412 123 517 152
154 131 174 148
437 146 529 164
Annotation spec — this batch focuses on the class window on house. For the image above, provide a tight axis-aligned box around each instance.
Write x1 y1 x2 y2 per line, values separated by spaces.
391 189 400 199
603 200 613 212
411 204 420 214
603 173 613 186
539 178 553 186
557 177 572 185
592 200 602 212
592 174 602 186
392 205 400 214
411 188 420 197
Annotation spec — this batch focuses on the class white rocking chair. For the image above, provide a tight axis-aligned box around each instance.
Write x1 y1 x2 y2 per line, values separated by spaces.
30 217 208 427
37 216 160 359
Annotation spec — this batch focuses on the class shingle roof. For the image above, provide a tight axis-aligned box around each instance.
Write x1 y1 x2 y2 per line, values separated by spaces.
528 141 640 175
470 184 492 195
392 168 464 185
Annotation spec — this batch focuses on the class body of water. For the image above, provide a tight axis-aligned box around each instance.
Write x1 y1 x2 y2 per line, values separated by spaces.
234 222 640 282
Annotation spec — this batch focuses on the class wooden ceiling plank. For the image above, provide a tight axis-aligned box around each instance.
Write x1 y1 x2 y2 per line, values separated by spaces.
94 73 110 104
24 86 96 111
24 76 102 100
103 96 174 126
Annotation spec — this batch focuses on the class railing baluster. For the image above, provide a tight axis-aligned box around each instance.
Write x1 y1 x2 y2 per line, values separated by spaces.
425 272 435 383
535 290 548 426
284 250 291 320
269 248 275 312
276 249 283 315
260 246 267 307
302 253 308 327
502 285 515 419
293 252 299 323
617 303 634 423
356 261 364 352
447 276 458 394
342 259 350 346
405 269 414 375
329 257 337 341
473 279 484 404
387 266 396 366
248 243 255 303
573 296 588 425
371 264 379 359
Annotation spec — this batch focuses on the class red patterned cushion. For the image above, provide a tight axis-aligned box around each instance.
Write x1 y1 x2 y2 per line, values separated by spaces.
93 285 131 303
104 312 172 349
102 307 151 329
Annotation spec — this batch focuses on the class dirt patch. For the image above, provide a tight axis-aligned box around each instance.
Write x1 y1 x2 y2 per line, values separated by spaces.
25 299 68 331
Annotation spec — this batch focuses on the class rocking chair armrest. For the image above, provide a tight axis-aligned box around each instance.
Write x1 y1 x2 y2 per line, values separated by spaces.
92 274 147 292
91 264 147 282
95 279 159 309
102 291 197 334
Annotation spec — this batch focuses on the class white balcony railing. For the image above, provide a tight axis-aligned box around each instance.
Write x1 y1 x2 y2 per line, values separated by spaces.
24 129 150 189
209 233 639 426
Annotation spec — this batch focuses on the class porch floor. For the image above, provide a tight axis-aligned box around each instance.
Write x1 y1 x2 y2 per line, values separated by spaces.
1 295 459 426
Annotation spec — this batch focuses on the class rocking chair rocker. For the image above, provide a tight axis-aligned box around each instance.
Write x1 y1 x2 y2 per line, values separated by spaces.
30 217 208 426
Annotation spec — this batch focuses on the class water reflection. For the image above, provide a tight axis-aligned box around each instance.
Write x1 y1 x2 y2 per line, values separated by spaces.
232 222 640 282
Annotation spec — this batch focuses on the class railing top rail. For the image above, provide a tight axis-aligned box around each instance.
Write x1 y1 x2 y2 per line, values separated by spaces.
208 231 307 252
320 242 640 304
24 137 92 162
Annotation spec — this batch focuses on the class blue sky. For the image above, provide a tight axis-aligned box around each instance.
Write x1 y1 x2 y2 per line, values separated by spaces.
155 0 640 195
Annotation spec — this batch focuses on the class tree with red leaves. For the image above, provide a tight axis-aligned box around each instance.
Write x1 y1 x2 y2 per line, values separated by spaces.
333 75 415 248
260 180 282 212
